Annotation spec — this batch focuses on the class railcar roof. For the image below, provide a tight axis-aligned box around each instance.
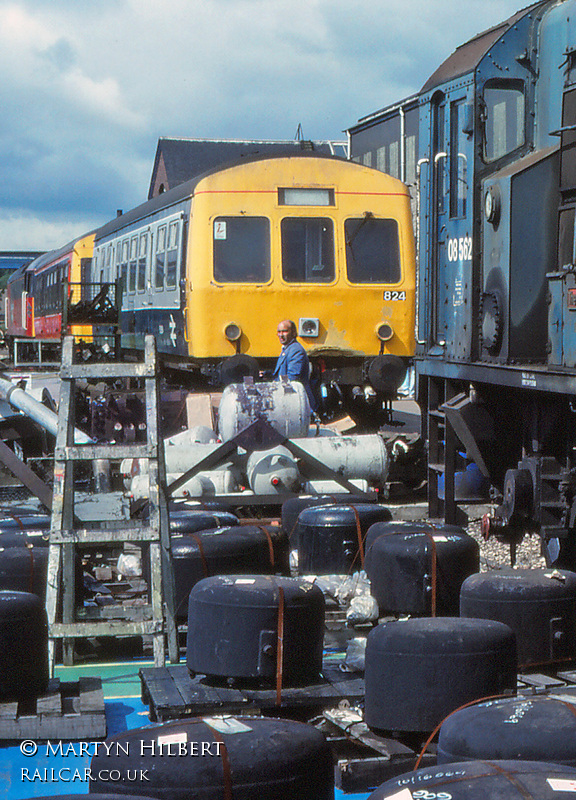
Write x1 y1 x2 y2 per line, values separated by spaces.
95 152 354 242
420 2 544 93
9 233 93 281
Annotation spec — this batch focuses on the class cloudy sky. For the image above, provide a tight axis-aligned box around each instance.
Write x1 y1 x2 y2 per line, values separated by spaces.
1 0 525 251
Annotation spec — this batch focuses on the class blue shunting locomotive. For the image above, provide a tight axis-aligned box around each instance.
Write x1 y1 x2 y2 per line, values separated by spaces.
349 1 576 567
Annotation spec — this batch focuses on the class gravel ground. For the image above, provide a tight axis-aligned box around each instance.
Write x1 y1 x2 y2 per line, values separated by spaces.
466 514 547 571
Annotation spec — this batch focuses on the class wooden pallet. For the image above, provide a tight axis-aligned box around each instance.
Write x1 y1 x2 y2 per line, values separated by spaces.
140 659 364 723
317 706 435 792
0 676 106 739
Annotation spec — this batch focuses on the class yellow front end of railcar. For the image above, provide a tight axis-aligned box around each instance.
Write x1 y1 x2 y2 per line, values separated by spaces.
184 157 415 362
68 232 95 342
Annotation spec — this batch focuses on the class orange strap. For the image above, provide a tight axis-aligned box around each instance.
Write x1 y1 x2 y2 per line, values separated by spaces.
191 533 209 577
207 726 233 800
276 584 285 706
257 526 275 569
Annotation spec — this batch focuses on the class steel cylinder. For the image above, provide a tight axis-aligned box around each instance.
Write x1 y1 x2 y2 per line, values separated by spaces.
89 717 334 800
130 469 237 500
0 590 49 699
294 433 389 483
367 761 576 800
0 546 49 600
297 503 392 574
170 525 289 620
364 521 479 615
281 494 377 543
460 567 576 668
186 575 325 685
247 446 300 494
437 695 576 766
364 617 517 733
218 380 310 441
169 508 239 534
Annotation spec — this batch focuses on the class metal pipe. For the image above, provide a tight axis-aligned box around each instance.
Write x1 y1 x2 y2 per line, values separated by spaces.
0 373 110 492
0 374 92 442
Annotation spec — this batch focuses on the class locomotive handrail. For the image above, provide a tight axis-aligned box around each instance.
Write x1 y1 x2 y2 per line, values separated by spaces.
415 157 430 346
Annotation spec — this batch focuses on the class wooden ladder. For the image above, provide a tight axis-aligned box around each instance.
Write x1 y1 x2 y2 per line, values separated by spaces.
46 335 178 672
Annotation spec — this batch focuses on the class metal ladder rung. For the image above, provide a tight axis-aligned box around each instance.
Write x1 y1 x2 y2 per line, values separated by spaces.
49 527 164 544
60 363 155 380
55 443 157 461
49 620 164 638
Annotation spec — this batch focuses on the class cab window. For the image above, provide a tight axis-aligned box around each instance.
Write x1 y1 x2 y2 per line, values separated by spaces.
281 218 334 283
345 217 401 284
213 217 270 283
483 81 525 162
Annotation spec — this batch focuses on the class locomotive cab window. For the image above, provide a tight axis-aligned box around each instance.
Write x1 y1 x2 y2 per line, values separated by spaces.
345 217 401 284
213 217 270 283
482 80 525 162
281 218 334 283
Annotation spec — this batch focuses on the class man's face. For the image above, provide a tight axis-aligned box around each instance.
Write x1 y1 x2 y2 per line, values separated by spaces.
277 322 294 346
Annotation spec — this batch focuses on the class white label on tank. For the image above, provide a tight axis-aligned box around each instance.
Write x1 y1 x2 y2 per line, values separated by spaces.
548 778 576 791
157 731 187 746
384 790 413 800
548 778 576 792
235 578 255 584
203 716 252 734
432 535 448 542
214 221 227 240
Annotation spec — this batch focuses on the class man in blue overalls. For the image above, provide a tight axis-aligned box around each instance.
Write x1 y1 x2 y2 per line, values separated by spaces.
273 319 317 411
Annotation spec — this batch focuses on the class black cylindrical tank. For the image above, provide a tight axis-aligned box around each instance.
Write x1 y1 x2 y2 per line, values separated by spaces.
365 521 479 615
0 546 49 600
0 530 49 548
367 760 576 800
88 716 334 800
0 590 48 699
186 575 325 686
460 567 576 668
281 494 377 543
364 617 517 733
297 503 392 574
0 515 50 533
169 508 239 534
437 695 576 766
171 525 289 620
